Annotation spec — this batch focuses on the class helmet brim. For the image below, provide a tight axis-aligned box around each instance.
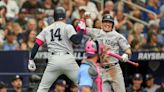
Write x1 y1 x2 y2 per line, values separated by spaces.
85 53 97 57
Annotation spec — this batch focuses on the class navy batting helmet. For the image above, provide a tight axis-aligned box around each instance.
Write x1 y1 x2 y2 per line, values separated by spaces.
54 7 66 21
102 14 114 28
102 14 114 23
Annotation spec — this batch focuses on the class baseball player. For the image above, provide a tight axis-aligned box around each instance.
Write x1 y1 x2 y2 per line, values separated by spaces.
77 14 132 92
28 7 84 92
78 39 102 92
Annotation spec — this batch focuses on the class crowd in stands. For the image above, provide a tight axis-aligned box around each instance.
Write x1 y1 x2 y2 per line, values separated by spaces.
0 0 163 92
0 0 163 51
0 73 164 92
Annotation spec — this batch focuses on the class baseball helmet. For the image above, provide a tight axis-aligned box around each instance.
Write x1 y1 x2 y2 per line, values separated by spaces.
102 14 114 24
54 6 66 21
85 39 99 57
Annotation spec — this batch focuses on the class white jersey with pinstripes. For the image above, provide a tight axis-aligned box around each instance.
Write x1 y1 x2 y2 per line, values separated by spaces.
86 28 130 63
36 21 76 54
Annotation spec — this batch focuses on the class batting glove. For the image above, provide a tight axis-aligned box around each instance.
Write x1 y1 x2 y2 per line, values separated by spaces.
28 60 36 72
121 53 129 62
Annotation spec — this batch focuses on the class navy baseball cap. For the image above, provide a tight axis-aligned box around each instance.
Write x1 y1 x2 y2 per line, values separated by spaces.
56 79 67 87
0 81 6 89
133 73 143 80
145 74 154 81
12 75 23 82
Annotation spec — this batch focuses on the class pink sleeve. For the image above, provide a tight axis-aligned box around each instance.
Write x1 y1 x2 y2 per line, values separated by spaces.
35 39 44 46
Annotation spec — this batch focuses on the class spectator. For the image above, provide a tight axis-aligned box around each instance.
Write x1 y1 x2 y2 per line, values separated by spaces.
126 73 147 92
0 1 7 48
39 0 54 19
15 0 26 8
11 75 23 92
70 84 78 92
142 31 163 51
26 18 38 33
103 0 115 17
72 18 79 29
20 30 37 50
0 81 7 92
128 23 146 47
21 0 42 14
83 0 99 20
15 9 28 30
0 1 7 30
145 74 160 92
12 23 24 44
60 0 73 23
131 8 143 20
2 0 19 20
148 23 163 45
17 18 37 44
143 0 161 22
159 4 164 34
72 6 86 21
114 9 133 37
155 78 164 92
73 0 99 20
93 18 101 29
54 79 67 92
2 31 19 51
130 39 141 51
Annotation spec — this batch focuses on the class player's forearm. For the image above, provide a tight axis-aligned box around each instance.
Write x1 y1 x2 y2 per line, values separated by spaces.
124 48 132 56
30 39 44 60
30 42 40 60
70 29 83 44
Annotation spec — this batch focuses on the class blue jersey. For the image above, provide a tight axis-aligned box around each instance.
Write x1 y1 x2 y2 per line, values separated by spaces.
78 64 93 88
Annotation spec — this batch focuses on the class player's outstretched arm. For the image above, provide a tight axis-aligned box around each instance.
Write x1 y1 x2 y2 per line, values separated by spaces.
70 29 84 44
28 39 44 72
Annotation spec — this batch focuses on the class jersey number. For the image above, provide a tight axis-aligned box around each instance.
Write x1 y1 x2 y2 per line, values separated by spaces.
50 28 62 41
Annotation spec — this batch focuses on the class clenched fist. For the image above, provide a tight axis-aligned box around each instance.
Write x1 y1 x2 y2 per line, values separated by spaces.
28 60 36 72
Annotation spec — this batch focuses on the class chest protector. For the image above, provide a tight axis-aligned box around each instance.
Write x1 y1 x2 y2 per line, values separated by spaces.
83 60 102 92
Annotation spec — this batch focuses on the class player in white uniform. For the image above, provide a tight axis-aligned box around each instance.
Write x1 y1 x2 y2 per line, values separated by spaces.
78 14 132 92
27 7 84 92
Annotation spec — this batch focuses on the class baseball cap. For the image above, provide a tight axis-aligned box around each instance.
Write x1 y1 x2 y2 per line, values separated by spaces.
133 73 143 80
55 79 67 87
145 74 154 81
79 6 87 11
102 14 114 23
0 81 6 89
12 75 23 82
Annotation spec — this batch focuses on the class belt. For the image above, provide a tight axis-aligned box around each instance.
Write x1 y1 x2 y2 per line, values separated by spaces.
102 63 118 69
51 52 70 55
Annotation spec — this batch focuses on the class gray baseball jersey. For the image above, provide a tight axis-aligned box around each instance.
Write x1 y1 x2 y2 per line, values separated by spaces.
36 21 79 92
37 21 76 54
86 28 130 63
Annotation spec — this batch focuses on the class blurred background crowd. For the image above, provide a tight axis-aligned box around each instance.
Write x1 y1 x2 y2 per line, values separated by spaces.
0 0 163 92
0 0 163 51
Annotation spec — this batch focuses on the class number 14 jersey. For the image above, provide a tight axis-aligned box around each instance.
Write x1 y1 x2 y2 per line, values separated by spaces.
36 21 77 53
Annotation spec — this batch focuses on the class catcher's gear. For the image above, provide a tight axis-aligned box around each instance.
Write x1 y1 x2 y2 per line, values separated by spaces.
83 60 98 78
28 60 36 72
102 14 114 28
54 7 66 21
121 53 129 62
85 39 98 57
